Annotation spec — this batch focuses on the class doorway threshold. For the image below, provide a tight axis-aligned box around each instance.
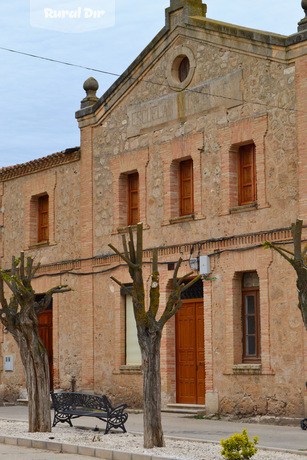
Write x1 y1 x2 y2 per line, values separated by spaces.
163 403 206 415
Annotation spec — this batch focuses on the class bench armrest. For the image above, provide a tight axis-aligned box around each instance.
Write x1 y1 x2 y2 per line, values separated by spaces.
108 403 127 418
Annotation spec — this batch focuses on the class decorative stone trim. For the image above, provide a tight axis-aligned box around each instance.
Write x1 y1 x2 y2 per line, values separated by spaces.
232 364 262 375
166 46 196 91
28 242 51 249
119 365 142 375
116 224 150 235
35 260 81 275
30 226 293 276
110 148 149 232
218 114 268 216
0 149 80 182
162 133 204 223
169 214 195 224
230 203 258 214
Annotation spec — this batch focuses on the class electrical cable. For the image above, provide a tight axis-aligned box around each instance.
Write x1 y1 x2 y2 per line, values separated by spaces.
0 45 306 116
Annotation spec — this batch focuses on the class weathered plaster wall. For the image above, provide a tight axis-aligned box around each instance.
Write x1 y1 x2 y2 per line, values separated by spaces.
83 27 302 415
90 34 298 259
1 161 81 266
0 160 81 395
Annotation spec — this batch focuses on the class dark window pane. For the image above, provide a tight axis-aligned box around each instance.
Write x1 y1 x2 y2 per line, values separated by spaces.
247 316 256 334
179 57 190 82
245 295 255 315
246 336 256 356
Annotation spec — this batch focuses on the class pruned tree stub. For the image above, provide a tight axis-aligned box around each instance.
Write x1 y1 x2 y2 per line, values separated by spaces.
0 252 71 432
264 218 307 330
109 222 201 448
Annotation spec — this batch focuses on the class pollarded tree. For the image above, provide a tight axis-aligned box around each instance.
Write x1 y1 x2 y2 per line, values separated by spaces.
0 252 70 432
264 218 307 330
109 222 200 448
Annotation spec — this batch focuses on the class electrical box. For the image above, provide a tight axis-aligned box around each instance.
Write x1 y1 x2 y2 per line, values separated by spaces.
199 255 210 275
4 355 14 372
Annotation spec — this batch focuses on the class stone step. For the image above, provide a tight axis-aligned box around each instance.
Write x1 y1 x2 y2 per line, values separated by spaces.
163 403 206 414
16 399 28 406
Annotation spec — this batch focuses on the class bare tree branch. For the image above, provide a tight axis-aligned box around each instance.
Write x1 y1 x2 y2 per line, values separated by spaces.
292 218 303 262
108 243 138 269
264 241 294 265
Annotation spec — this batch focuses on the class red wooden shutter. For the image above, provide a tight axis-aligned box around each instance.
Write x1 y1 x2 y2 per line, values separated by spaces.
238 144 256 206
38 195 49 242
128 173 139 225
180 159 194 216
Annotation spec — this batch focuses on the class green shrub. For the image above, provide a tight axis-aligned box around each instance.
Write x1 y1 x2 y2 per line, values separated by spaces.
220 428 259 459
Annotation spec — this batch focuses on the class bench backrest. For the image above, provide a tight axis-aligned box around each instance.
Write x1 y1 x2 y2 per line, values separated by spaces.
51 392 111 413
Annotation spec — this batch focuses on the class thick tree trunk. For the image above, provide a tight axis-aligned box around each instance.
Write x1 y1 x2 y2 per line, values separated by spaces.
141 331 165 448
14 323 51 432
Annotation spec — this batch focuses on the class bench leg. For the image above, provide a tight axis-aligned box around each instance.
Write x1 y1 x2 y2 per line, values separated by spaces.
53 412 73 428
104 416 127 434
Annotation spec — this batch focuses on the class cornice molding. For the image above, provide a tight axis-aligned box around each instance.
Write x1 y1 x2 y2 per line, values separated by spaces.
0 148 80 182
33 227 293 276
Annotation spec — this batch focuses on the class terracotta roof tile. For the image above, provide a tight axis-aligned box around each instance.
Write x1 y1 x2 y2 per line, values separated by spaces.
0 147 80 181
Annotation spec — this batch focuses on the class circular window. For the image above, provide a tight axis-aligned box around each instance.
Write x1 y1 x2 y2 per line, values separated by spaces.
167 47 196 91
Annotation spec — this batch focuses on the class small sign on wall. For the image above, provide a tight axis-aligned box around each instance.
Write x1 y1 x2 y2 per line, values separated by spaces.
4 355 14 371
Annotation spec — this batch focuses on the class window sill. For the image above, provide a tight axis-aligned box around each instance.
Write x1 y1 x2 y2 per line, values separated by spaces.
119 365 142 375
28 241 50 249
230 202 257 214
169 214 195 224
232 364 261 375
114 224 149 235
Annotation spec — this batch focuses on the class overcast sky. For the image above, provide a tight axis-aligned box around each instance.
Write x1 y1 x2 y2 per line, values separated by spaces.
0 0 304 167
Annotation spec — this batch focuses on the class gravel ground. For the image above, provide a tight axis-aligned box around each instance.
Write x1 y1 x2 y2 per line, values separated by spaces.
0 420 304 459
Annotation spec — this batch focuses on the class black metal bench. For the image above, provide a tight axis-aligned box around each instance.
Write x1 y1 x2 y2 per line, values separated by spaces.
51 392 128 434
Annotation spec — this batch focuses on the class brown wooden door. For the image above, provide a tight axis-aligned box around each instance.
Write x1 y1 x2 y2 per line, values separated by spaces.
176 300 205 404
38 310 53 390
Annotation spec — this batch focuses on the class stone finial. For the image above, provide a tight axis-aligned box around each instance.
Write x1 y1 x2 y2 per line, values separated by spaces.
298 0 307 31
81 77 99 109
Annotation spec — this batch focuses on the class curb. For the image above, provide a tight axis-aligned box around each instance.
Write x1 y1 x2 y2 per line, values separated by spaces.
0 435 176 460
0 434 306 459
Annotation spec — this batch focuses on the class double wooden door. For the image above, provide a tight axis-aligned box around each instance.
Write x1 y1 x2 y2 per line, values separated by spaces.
176 300 205 404
38 310 53 390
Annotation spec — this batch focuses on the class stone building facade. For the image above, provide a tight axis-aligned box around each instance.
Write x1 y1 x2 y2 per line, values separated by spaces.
0 0 307 418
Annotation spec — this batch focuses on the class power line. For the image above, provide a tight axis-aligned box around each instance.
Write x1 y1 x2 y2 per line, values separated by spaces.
0 45 305 116
0 46 120 78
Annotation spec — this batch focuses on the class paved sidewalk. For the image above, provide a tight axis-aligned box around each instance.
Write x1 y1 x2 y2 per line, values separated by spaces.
0 405 306 453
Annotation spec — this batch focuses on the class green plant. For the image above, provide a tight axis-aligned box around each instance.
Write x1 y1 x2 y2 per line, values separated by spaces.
220 428 258 459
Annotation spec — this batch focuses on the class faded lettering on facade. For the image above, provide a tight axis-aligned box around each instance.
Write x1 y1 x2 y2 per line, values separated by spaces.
127 70 243 137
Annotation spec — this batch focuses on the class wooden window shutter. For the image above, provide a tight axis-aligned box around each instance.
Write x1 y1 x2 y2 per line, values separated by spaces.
238 144 256 206
38 195 49 242
128 172 139 225
180 159 194 216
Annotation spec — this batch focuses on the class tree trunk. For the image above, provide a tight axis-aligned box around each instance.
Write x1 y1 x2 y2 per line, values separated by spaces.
141 331 165 448
14 323 51 432
297 273 307 331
